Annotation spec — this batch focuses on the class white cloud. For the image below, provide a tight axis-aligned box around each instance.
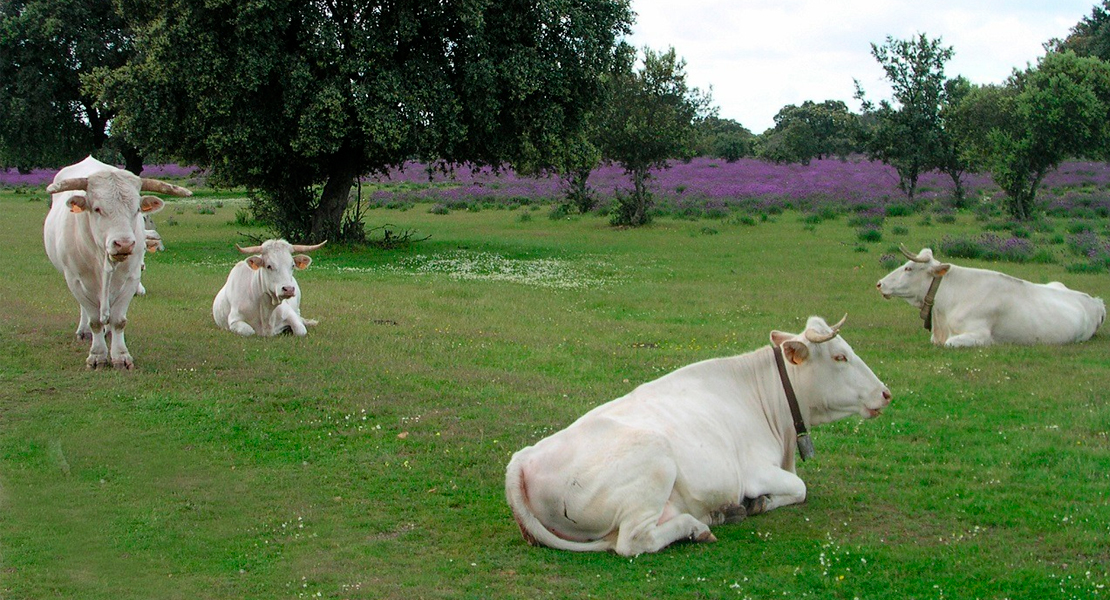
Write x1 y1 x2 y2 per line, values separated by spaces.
626 0 1095 132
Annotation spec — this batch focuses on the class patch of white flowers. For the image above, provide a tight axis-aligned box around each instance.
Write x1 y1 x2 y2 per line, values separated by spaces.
353 251 622 290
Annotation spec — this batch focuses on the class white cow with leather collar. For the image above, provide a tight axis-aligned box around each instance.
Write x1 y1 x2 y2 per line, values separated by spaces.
877 246 1105 347
505 316 891 556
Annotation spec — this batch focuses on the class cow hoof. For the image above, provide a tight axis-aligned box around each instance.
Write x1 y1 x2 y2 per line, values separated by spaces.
112 357 135 371
696 530 717 543
744 495 769 516
86 356 110 370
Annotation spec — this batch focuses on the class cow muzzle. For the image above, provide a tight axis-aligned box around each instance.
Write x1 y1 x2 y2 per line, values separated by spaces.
867 388 892 418
109 239 136 262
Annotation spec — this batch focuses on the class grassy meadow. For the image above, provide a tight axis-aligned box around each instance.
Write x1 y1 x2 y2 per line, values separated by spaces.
1 181 1108 599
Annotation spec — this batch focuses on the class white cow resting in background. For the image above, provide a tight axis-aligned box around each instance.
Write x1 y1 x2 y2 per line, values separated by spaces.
505 316 891 556
43 156 192 369
878 246 1105 347
212 239 326 336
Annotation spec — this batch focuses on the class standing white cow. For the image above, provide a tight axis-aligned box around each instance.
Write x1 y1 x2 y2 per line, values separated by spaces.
43 156 192 369
878 246 1105 347
505 315 891 556
212 239 326 336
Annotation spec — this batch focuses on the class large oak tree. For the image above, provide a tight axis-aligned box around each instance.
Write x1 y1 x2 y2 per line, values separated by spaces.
108 0 632 241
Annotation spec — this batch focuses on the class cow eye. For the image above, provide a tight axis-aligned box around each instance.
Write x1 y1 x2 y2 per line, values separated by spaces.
834 354 848 362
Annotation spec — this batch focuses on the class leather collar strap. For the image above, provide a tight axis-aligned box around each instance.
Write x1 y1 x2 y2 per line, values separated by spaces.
921 276 943 331
772 345 815 461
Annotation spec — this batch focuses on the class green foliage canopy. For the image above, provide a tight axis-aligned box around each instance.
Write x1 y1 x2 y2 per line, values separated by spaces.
954 50 1110 220
855 34 954 200
108 0 632 241
758 100 857 165
1048 0 1110 61
0 0 137 171
595 45 713 226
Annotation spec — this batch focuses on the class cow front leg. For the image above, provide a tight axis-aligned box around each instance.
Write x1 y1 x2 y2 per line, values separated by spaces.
108 317 133 370
942 330 992 348
746 468 807 515
272 303 307 336
226 308 256 336
85 318 110 369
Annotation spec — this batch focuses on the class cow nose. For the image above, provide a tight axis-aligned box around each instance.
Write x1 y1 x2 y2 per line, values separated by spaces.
113 239 135 254
881 389 892 404
281 285 296 297
875 281 881 289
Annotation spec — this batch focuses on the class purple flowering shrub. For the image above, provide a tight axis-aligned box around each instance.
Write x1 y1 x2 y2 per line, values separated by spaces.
937 233 1038 263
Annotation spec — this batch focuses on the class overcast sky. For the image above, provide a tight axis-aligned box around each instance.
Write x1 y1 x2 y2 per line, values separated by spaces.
625 1 1097 133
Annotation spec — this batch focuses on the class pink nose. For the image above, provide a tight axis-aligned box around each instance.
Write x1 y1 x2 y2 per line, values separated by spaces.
112 239 135 254
280 286 296 297
881 389 892 404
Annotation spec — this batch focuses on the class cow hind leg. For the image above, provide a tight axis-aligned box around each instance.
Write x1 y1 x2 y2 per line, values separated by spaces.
611 459 714 556
615 509 714 556
75 307 92 340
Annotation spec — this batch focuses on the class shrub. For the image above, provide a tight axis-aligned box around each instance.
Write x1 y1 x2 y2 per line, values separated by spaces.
938 233 1036 263
857 227 882 243
548 204 571 220
429 203 449 215
885 204 913 217
891 226 909 236
879 253 901 270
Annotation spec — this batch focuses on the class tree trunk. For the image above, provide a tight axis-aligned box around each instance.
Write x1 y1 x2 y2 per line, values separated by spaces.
120 144 144 176
947 169 965 208
310 160 360 242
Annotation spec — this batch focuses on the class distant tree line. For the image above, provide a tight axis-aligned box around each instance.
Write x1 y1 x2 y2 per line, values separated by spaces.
5 0 1110 230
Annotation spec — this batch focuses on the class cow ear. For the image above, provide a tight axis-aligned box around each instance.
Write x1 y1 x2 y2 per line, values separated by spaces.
769 330 792 347
66 195 88 213
930 263 951 277
782 340 810 365
140 195 165 214
246 256 264 270
293 254 312 270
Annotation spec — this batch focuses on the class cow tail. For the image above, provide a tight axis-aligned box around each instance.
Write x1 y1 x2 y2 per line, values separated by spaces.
504 456 612 553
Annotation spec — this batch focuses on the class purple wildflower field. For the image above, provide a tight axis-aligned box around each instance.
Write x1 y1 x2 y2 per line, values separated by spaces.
6 158 1110 217
364 157 1110 216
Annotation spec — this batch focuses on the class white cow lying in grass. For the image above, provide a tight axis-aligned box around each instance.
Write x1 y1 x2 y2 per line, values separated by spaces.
505 315 891 556
212 239 325 336
878 246 1105 347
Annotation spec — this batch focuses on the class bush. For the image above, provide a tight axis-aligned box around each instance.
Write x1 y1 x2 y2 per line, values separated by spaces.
879 253 901 270
857 227 882 243
429 203 450 215
937 233 1036 263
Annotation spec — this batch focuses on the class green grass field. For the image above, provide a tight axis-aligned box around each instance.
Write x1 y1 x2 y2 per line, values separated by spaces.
1 189 1108 599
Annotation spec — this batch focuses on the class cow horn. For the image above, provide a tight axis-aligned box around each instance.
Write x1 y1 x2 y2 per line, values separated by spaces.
236 244 264 254
899 244 929 263
805 314 847 343
140 178 192 197
290 240 327 253
46 177 89 194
